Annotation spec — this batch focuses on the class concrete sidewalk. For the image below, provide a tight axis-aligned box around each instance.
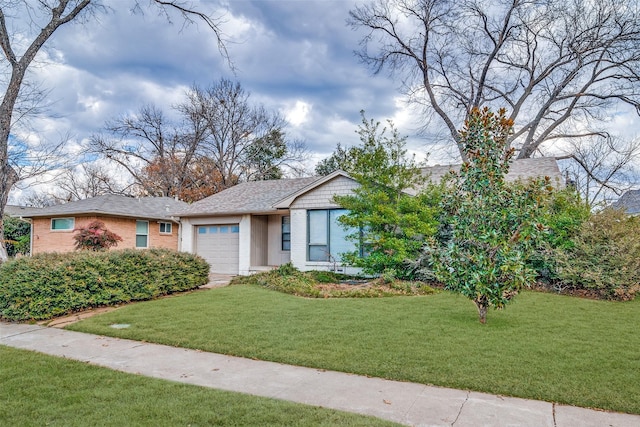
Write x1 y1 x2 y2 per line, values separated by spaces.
1 322 638 427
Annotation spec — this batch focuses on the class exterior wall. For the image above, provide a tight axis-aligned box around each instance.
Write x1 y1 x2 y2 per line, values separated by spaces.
238 215 252 275
289 175 358 210
31 216 179 254
250 215 268 266
289 176 361 274
267 214 290 266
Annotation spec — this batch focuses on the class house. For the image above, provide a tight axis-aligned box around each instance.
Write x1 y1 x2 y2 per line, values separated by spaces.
611 190 640 215
17 195 188 254
177 157 563 275
4 205 36 217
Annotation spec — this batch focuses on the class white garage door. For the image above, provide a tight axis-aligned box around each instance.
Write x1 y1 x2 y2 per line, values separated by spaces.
195 224 240 274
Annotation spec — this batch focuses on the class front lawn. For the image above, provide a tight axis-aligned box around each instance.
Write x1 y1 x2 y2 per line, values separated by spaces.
0 345 399 427
68 284 640 415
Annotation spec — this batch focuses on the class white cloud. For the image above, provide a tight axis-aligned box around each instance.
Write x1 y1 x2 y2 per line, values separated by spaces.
284 100 312 127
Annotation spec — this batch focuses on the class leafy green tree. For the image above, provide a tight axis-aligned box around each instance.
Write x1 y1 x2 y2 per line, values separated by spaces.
529 188 590 282
431 107 553 323
73 221 123 252
3 216 30 257
333 113 440 279
315 143 355 176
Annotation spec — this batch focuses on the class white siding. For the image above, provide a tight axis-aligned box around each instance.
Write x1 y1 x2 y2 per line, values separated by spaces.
290 208 307 270
290 176 358 209
239 215 252 275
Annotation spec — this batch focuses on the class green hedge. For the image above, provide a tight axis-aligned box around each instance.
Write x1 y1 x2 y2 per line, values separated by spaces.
0 249 210 321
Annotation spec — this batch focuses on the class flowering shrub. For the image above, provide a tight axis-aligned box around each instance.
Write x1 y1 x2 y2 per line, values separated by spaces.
73 221 123 251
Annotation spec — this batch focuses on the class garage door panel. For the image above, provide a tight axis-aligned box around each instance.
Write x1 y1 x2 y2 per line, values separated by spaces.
196 224 239 274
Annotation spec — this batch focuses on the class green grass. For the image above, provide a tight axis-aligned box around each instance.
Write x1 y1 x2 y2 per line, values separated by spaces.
0 345 399 427
68 285 640 415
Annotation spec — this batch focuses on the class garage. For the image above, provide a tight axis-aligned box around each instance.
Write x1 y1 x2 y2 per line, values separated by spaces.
195 224 240 274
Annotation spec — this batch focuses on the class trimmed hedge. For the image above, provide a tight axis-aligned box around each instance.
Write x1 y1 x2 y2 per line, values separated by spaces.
0 249 210 321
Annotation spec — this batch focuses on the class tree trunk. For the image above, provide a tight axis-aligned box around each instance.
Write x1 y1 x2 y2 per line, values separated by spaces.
474 297 488 324
0 164 17 262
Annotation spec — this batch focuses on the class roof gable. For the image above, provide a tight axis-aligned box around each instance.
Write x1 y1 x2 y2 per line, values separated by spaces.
177 176 319 216
612 190 640 214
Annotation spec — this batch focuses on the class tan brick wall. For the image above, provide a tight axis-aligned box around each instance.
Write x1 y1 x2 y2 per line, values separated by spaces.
31 216 179 254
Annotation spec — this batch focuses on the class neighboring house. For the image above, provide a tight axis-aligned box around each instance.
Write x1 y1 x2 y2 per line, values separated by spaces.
18 195 188 254
177 157 563 275
611 190 640 214
4 205 36 217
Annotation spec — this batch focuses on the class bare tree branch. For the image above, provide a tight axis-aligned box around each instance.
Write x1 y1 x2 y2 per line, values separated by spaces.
349 0 640 162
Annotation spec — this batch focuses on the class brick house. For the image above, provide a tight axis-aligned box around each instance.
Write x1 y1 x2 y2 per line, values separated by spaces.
176 158 564 275
18 195 187 254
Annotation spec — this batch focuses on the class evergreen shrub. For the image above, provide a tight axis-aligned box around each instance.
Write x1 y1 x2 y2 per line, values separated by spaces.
0 249 210 321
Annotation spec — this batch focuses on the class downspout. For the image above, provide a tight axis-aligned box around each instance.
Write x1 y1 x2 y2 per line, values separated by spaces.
171 216 182 252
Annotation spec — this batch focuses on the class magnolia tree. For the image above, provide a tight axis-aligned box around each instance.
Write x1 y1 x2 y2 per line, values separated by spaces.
430 108 553 324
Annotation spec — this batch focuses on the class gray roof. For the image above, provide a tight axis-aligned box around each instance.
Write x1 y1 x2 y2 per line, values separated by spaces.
4 205 36 217
611 190 640 214
178 177 319 217
423 157 563 185
179 157 562 217
17 195 188 221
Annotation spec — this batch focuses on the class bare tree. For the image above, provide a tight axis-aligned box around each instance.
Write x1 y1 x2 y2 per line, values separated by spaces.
348 0 640 161
51 162 135 203
558 135 640 207
0 0 228 260
179 79 309 187
90 104 205 199
91 79 309 201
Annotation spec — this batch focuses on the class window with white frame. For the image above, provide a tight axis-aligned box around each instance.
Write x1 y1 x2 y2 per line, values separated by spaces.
136 220 149 248
159 222 172 234
282 216 291 251
51 218 74 231
307 209 358 262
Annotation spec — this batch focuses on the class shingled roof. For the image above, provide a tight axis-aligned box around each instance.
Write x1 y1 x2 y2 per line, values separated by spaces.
17 195 188 221
179 157 563 217
4 205 36 217
423 157 563 185
611 190 640 215
177 176 319 217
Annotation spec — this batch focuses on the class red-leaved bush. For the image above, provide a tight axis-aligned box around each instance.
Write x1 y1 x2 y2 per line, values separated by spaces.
73 221 123 251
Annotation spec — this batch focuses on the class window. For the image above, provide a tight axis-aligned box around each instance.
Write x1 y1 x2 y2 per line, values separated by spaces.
136 220 149 248
159 222 172 234
282 216 291 251
51 218 74 231
307 209 358 262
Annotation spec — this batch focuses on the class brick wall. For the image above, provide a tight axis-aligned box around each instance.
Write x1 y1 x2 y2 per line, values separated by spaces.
31 216 179 254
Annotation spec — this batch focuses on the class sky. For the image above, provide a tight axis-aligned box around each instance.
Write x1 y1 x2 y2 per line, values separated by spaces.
6 0 640 203
9 0 439 203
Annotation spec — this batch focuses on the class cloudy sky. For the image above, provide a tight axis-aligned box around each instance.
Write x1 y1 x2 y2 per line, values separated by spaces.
9 0 443 202
7 0 640 203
